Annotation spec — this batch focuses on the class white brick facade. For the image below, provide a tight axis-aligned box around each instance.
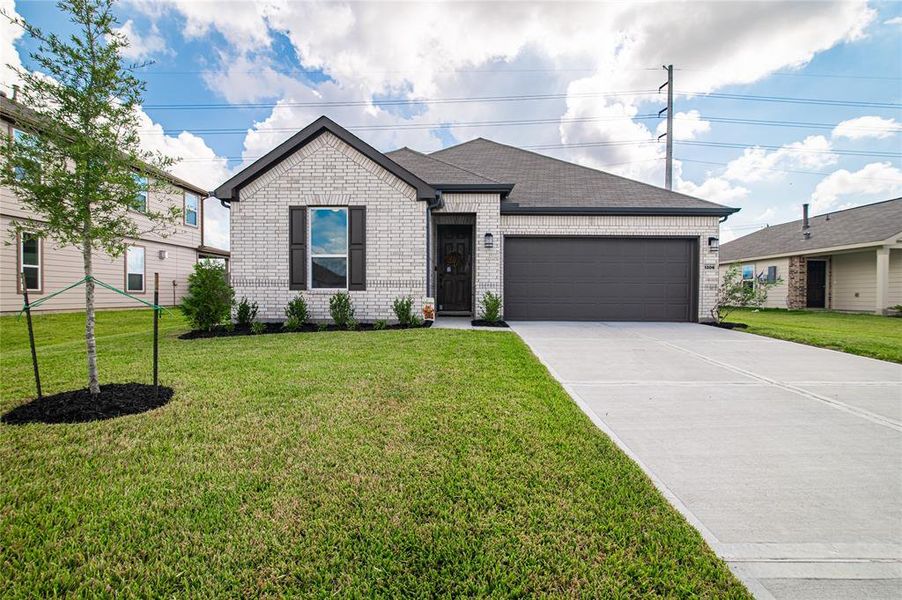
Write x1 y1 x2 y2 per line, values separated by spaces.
500 214 721 321
231 131 427 321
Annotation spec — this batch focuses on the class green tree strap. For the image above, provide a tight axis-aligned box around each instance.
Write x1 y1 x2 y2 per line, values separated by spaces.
19 275 169 317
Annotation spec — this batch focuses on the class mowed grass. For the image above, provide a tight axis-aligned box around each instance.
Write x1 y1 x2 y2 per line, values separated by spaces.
729 308 902 363
1 310 749 598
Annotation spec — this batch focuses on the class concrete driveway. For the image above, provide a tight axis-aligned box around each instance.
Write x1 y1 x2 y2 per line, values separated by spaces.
510 321 902 600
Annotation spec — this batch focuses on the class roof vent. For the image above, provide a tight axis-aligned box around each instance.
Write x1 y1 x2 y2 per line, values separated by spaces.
825 213 830 221
802 203 810 230
803 230 811 239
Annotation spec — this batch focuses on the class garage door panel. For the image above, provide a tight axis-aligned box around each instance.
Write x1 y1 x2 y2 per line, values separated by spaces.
503 237 696 322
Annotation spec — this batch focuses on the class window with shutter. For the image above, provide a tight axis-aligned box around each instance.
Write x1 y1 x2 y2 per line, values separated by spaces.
348 206 366 291
289 206 307 290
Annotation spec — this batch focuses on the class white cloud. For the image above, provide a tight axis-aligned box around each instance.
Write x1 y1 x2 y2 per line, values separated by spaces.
0 0 24 92
810 162 902 213
884 16 902 26
677 176 750 204
656 110 711 141
831 115 900 140
723 135 838 183
111 19 169 60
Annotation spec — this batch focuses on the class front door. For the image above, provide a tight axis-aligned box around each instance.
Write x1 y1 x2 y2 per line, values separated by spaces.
437 225 473 313
806 260 827 308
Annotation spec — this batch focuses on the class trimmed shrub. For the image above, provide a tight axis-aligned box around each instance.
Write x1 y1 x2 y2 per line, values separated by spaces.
236 297 258 327
180 262 234 331
392 296 415 327
283 316 304 332
285 295 309 324
329 292 355 329
478 291 503 323
249 321 266 335
373 319 388 330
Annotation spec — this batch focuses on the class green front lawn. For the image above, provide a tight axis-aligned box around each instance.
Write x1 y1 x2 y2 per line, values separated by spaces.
1 310 748 597
728 308 902 363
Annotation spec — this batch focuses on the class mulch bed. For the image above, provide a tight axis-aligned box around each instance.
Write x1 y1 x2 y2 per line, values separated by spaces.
704 321 748 330
471 320 510 328
180 321 432 339
2 383 174 425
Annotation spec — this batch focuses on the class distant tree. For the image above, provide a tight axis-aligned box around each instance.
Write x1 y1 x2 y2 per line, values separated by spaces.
0 0 180 395
712 265 781 324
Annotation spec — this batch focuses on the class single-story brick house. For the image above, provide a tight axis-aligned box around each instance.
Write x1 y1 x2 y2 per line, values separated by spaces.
213 116 738 322
719 198 902 314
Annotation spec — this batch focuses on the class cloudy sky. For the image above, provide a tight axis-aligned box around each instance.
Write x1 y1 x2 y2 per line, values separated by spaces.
2 0 901 249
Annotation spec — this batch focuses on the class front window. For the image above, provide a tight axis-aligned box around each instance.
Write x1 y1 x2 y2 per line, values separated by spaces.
126 246 145 292
133 174 148 212
184 192 199 227
20 232 41 291
13 128 31 180
309 207 348 289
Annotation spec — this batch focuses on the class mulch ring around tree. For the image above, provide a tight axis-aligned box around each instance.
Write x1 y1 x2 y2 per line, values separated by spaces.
179 321 433 340
471 320 510 328
1 383 174 425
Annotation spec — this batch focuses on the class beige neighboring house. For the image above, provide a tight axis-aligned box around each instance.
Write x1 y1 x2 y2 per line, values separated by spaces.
719 199 902 314
0 92 229 314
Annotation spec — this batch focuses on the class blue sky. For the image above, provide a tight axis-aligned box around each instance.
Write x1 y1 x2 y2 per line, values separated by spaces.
2 1 900 249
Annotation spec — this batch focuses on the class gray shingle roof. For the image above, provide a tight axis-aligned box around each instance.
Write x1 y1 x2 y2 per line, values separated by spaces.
385 147 501 185
429 138 737 216
720 198 902 262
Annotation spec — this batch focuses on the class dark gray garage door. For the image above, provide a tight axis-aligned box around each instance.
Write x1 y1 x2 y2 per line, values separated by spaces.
504 237 697 321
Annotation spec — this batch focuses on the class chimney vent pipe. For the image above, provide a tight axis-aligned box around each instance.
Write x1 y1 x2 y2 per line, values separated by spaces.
802 203 810 230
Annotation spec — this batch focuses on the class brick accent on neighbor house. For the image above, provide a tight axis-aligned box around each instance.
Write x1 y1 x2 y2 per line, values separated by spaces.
500 214 721 321
786 256 807 309
231 131 427 321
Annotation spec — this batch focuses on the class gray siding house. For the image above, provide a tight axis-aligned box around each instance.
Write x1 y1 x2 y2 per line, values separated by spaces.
214 116 738 323
720 199 902 314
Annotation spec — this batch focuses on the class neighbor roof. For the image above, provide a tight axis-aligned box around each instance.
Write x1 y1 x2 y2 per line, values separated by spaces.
213 116 436 202
430 138 738 217
0 93 209 197
720 198 902 263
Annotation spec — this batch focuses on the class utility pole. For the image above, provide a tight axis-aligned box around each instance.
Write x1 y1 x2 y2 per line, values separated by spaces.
658 64 674 190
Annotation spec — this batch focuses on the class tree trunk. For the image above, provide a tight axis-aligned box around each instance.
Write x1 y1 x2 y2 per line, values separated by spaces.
83 237 100 395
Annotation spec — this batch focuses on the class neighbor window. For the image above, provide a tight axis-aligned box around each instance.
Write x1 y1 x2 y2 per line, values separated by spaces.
126 246 145 292
742 264 755 290
133 174 148 212
184 192 199 227
309 207 348 289
12 128 32 180
766 266 778 283
19 232 41 292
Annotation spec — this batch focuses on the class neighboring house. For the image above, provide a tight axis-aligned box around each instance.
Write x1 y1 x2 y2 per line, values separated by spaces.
719 199 902 314
0 92 229 313
214 116 738 323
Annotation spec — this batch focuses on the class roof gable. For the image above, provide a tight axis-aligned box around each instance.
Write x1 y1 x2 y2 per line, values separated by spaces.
213 116 436 202
431 138 738 216
720 198 902 262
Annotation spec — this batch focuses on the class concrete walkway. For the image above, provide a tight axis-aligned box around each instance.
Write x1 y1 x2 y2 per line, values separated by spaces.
510 321 902 600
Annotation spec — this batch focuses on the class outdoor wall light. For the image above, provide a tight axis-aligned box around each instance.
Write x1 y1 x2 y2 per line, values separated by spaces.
484 232 494 248
708 236 719 251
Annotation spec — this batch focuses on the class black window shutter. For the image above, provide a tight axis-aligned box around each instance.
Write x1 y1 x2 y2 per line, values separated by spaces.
348 206 366 291
289 206 307 290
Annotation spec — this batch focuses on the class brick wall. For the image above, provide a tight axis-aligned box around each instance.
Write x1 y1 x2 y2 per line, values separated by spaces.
231 131 427 322
500 214 721 321
786 256 807 309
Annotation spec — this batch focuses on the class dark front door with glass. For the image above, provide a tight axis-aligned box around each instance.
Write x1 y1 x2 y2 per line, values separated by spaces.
437 225 473 313
806 260 827 308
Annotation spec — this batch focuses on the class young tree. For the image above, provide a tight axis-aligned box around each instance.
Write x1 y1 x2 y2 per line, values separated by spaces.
712 265 781 324
0 0 180 395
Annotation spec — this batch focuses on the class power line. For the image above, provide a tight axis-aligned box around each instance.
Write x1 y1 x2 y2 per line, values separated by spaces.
137 114 901 137
677 158 902 183
140 90 902 111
